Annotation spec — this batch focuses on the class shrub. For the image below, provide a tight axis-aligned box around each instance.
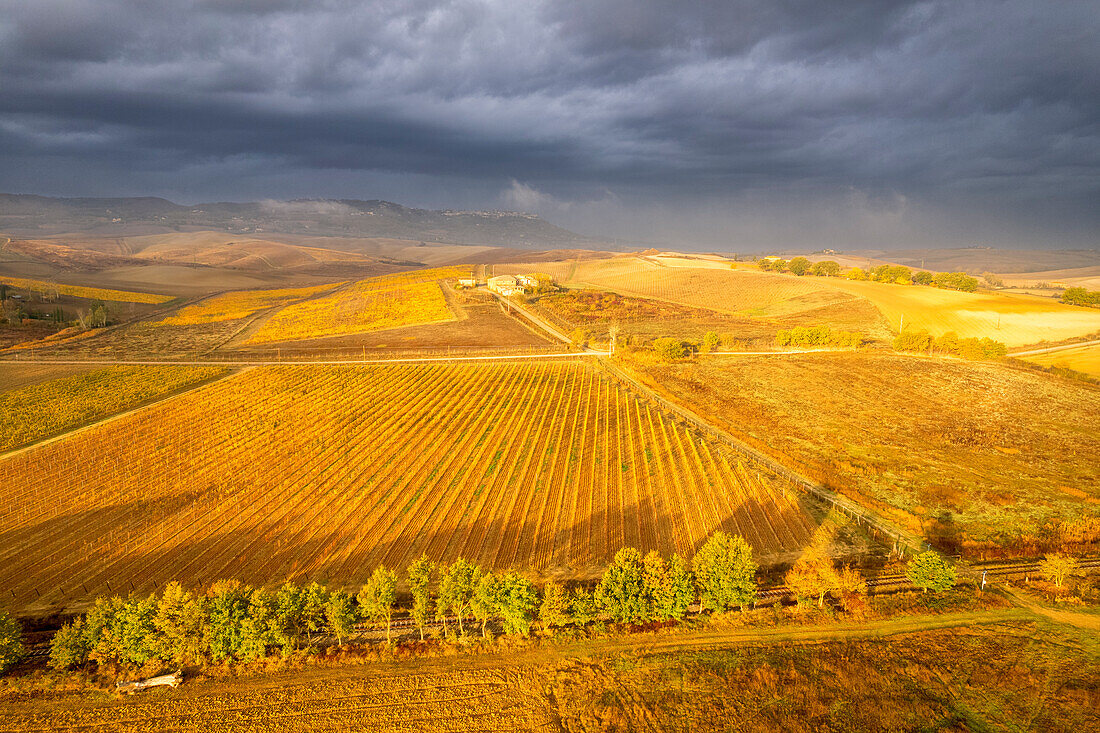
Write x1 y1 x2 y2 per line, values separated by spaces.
700 331 721 353
906 551 957 593
653 337 686 362
570 328 593 347
846 267 866 281
893 330 933 352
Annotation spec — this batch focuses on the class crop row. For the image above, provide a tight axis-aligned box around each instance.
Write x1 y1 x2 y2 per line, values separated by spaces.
0 362 813 614
0 275 174 304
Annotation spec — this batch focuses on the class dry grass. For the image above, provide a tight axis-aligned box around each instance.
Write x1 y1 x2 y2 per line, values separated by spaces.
0 275 173 304
0 362 814 616
632 351 1100 553
1022 343 1100 378
824 278 1100 347
503 257 892 339
546 624 1100 732
0 365 228 452
157 283 342 326
244 267 467 344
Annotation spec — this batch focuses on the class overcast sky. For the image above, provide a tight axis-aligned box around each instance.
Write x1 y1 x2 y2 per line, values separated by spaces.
1 0 1097 250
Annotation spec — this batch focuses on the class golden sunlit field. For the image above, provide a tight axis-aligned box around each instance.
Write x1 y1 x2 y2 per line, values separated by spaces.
0 275 173 304
243 267 468 344
157 282 342 325
500 257 1100 348
0 361 815 616
0 365 227 452
1021 343 1100 378
629 351 1100 554
823 277 1100 347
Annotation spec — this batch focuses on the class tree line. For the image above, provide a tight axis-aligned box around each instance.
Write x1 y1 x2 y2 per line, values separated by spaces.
893 330 1007 360
0 530 968 676
775 325 863 348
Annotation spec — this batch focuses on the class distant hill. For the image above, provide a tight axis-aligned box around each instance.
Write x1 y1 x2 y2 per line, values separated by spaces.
0 194 607 249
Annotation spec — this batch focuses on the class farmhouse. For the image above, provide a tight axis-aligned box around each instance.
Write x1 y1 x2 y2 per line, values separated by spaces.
457 277 478 288
487 275 525 296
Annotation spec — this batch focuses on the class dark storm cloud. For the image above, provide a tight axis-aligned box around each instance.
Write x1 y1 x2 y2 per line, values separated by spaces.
0 0 1097 248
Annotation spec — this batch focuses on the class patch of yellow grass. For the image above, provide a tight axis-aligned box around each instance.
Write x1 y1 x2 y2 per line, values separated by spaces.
0 275 173 304
566 257 852 317
244 266 469 344
1021 343 1100 378
157 282 342 326
823 279 1100 347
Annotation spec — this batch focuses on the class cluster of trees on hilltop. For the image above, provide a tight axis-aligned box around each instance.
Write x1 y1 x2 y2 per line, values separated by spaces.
1061 287 1100 308
758 259 981 292
757 257 841 277
912 271 979 292
892 330 1007 360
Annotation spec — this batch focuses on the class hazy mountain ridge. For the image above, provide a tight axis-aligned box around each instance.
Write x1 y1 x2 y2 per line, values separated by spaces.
0 194 603 249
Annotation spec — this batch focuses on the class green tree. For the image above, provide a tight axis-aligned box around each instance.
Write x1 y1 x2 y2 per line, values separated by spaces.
538 580 572 631
0 611 25 675
653 337 686 362
49 618 88 670
301 581 330 643
471 572 502 637
497 572 538 636
205 580 251 662
664 554 695 620
912 271 934 285
1039 553 1079 588
439 559 480 635
569 588 597 626
788 257 811 276
846 266 866 280
642 551 669 621
694 532 757 612
1062 287 1100 307
811 260 840 277
906 551 957 593
239 589 279 661
84 595 126 665
700 331 720 354
407 554 434 641
595 547 647 623
325 590 358 646
274 582 305 653
359 566 398 643
154 581 207 664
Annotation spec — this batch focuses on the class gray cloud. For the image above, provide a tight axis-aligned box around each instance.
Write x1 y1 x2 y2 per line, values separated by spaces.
0 0 1097 249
